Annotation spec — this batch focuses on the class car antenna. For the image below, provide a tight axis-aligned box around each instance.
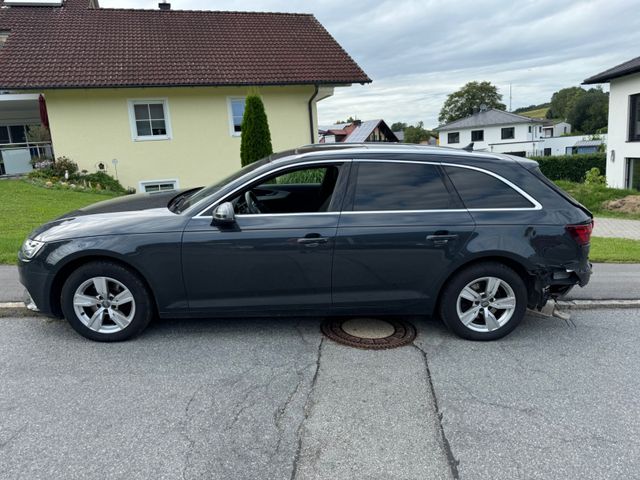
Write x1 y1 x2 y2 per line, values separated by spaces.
462 142 474 152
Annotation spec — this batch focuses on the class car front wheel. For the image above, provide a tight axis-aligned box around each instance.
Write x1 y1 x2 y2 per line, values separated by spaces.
60 261 153 341
439 262 527 340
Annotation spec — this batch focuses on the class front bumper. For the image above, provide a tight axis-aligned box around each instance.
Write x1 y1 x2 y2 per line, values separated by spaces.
18 258 56 316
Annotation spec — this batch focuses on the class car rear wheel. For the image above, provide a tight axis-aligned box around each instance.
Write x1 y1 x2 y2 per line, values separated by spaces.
61 261 153 342
439 262 527 340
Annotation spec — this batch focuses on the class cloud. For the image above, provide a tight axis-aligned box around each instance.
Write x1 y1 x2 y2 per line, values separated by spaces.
101 0 640 128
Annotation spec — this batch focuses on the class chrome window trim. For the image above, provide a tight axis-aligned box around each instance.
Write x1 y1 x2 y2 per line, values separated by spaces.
193 156 542 219
342 209 468 214
194 159 350 218
236 212 339 218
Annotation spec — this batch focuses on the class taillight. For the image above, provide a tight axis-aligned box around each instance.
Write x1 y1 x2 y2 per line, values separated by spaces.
566 221 593 246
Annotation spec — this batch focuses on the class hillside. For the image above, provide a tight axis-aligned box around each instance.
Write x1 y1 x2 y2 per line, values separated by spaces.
517 106 549 119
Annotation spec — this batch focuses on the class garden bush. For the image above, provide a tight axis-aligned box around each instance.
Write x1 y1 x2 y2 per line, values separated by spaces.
81 172 127 193
28 156 126 193
584 167 606 185
529 153 606 182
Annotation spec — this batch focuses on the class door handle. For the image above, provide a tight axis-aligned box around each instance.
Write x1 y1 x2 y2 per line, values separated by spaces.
297 235 328 246
426 234 458 245
426 234 458 241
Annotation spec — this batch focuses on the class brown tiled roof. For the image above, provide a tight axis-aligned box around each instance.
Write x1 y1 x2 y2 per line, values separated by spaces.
0 0 370 89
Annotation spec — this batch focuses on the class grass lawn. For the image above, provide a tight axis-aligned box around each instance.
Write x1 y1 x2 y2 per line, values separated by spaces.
0 180 119 264
590 237 640 263
555 180 640 220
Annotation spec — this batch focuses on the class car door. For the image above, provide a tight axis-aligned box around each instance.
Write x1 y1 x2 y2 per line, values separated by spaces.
181 161 350 315
332 159 476 312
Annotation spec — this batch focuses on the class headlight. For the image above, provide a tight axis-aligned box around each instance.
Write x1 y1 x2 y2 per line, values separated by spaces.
21 239 45 260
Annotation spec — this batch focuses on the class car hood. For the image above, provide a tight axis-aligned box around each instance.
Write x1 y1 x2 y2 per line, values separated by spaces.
61 189 185 217
30 190 189 242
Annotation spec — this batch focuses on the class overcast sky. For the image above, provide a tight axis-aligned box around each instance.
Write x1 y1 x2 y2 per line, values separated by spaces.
102 0 640 129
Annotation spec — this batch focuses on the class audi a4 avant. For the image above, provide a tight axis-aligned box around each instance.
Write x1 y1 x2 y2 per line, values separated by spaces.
18 144 592 342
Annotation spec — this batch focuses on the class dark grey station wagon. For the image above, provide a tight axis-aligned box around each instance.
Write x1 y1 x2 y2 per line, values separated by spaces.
18 144 592 341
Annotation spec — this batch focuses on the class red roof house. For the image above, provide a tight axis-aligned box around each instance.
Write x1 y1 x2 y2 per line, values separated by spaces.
0 0 370 189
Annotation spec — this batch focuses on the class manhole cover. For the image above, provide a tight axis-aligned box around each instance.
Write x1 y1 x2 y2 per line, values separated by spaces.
320 317 417 349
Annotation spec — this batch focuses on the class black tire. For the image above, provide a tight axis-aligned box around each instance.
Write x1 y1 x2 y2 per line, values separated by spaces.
439 262 527 341
60 261 154 342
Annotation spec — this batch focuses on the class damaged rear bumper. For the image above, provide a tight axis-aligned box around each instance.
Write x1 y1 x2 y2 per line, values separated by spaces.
529 262 592 309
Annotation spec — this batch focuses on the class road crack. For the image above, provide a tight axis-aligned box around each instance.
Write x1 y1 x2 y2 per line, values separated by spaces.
0 424 27 449
289 337 324 480
413 344 460 480
181 384 205 480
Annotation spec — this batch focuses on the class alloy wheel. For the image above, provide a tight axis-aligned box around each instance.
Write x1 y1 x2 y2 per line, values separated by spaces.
72 276 136 334
455 276 516 333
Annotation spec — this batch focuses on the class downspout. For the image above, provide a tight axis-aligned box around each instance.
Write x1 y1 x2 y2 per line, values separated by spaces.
308 84 320 144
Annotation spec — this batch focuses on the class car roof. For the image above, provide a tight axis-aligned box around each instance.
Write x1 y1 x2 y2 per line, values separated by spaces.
267 143 536 168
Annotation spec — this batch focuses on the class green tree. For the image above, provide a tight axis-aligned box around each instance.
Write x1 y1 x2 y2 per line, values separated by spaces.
335 116 358 124
403 121 431 144
567 88 609 134
390 122 407 132
546 86 585 119
240 94 273 167
438 81 506 124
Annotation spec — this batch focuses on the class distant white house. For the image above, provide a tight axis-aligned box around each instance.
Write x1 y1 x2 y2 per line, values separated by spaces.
542 121 572 138
584 56 640 190
436 108 603 158
437 109 547 156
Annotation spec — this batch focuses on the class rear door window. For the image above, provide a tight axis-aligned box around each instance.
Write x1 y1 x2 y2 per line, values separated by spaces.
352 162 456 211
444 166 534 209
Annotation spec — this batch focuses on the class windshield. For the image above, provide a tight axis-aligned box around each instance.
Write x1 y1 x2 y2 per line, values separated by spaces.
176 158 270 212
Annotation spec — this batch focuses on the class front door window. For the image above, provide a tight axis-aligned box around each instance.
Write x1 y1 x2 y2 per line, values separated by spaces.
230 165 342 214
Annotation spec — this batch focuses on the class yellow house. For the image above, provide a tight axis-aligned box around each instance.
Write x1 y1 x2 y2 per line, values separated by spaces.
0 0 370 191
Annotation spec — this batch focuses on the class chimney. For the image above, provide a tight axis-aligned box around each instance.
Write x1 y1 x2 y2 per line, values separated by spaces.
158 2 171 10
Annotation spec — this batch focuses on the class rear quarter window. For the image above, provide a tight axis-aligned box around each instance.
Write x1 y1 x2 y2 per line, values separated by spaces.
444 166 534 209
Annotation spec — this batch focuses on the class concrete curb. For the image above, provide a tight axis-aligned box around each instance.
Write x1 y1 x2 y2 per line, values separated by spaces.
0 302 44 318
557 299 640 309
1 299 640 319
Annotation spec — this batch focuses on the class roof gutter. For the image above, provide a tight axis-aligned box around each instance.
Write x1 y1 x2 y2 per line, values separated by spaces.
0 80 367 91
308 84 319 144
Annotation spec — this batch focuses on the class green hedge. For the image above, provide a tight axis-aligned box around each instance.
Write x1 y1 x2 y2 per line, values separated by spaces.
529 153 606 182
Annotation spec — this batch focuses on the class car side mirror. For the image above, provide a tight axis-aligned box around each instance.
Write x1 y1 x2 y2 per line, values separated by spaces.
212 202 236 225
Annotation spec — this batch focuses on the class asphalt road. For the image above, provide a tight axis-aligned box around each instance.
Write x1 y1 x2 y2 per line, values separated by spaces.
563 263 640 299
1 309 639 479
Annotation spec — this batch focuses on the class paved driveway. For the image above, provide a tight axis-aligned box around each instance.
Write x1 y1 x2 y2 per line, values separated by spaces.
1 310 639 479
593 217 640 240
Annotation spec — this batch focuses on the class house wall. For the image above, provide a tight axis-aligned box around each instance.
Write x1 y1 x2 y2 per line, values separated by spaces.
553 122 572 137
538 134 607 156
44 85 321 190
439 122 541 154
606 72 640 188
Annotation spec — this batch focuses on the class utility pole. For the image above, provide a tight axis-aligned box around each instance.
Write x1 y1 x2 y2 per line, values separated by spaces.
509 83 512 112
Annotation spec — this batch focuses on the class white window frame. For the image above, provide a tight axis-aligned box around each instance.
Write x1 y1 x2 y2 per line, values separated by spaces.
138 178 179 193
227 96 246 137
128 99 172 142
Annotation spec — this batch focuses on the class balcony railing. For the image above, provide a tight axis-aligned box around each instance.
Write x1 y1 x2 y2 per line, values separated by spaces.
0 141 53 175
